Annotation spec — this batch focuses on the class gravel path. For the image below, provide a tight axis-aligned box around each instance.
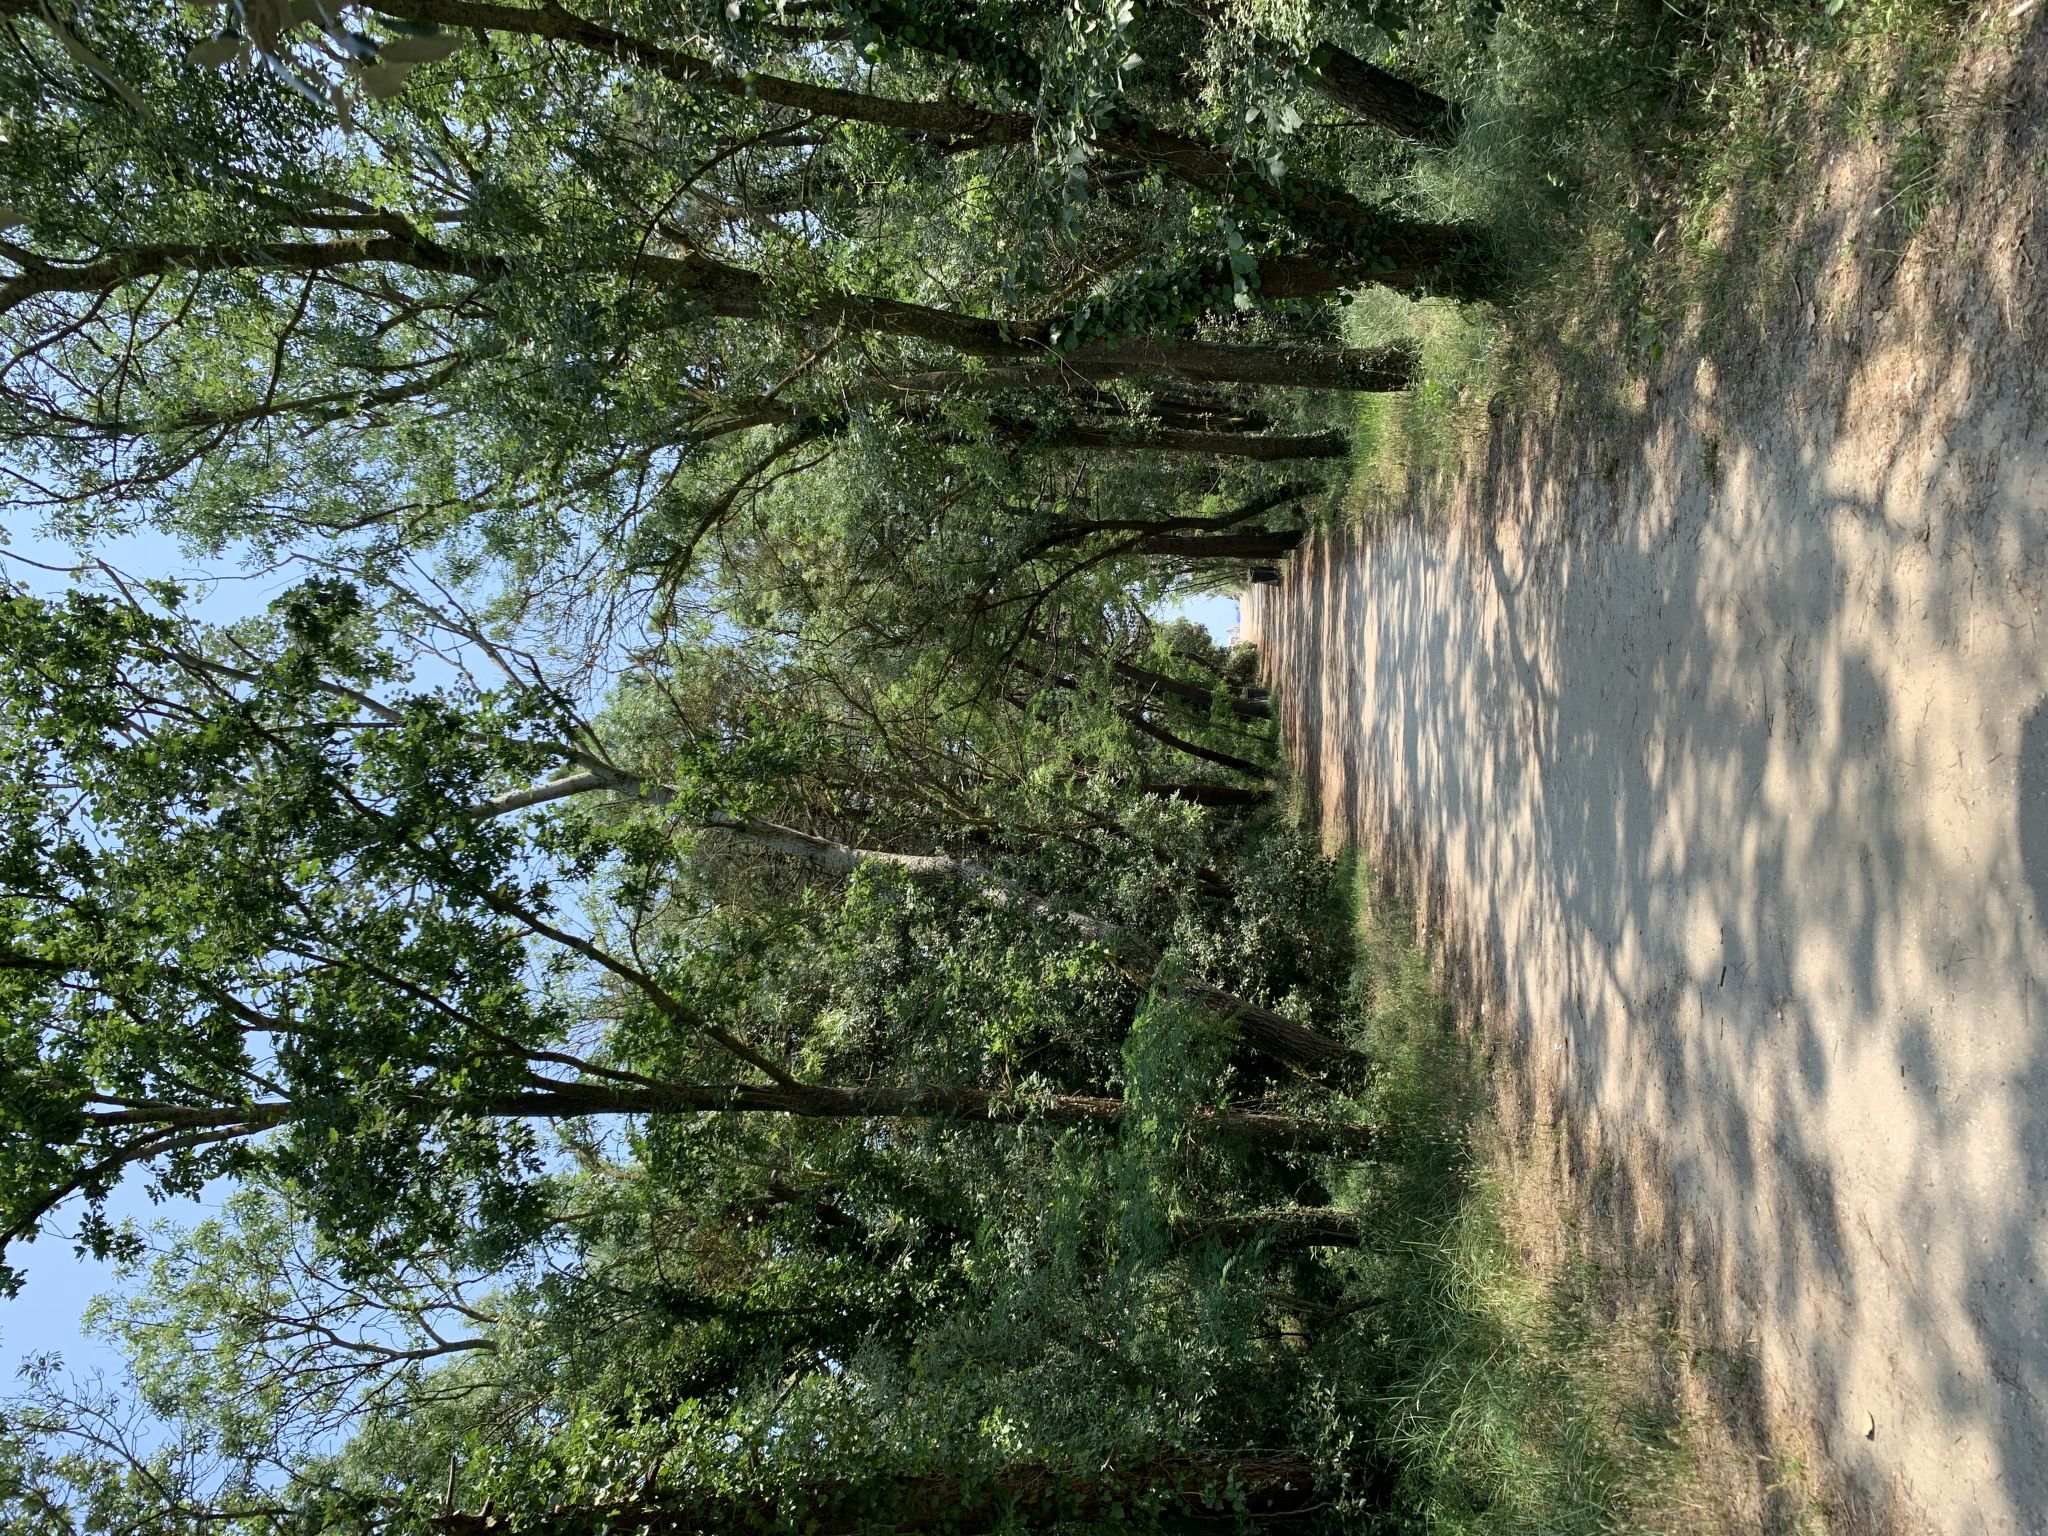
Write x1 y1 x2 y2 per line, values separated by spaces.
1248 32 2048 1530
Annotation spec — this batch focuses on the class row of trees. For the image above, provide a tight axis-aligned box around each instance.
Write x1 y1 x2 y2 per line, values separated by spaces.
0 559 1385 1532
0 3 1492 1532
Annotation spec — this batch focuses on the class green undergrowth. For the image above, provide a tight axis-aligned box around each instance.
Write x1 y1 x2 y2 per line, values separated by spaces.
1326 859 1705 1534
1328 0 1978 515
1333 293 1505 528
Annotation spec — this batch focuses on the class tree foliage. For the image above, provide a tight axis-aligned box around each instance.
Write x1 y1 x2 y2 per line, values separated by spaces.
0 2 1479 1530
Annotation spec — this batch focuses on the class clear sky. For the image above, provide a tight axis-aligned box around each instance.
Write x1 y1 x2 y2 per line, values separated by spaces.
1155 589 1242 645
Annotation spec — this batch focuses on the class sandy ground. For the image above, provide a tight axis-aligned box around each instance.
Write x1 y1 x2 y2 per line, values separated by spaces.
1248 21 2048 1531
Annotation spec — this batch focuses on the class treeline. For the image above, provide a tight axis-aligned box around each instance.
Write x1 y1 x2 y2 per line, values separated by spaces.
0 3 1484 1532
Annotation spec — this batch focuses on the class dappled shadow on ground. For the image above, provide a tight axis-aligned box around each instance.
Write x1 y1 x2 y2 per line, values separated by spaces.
1252 17 2048 1533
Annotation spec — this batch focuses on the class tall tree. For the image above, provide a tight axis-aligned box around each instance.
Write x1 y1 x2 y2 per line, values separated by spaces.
0 578 1370 1291
0 0 1465 590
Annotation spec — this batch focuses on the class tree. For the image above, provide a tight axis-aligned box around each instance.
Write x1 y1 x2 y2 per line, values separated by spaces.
0 577 1373 1292
0 6 1424 1510
1159 0 1462 145
0 0 1466 588
429 1450 1354 1536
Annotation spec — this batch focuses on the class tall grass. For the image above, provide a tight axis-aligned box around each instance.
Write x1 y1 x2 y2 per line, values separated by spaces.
1323 865 1731 1535
1322 0 1975 507
1331 292 1504 521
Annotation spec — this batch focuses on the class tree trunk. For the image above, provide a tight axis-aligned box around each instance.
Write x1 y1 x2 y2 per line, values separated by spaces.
1017 482 1314 562
1166 0 1462 145
1136 530 1304 560
1101 655 1274 720
431 1451 1348 1536
1140 781 1271 810
877 340 1413 395
75 1081 1375 1175
1170 979 1362 1082
868 370 1278 426
707 404 1346 463
1305 44 1462 145
485 1079 1367 1148
1124 708 1268 780
1146 396 1275 432
796 818 1360 1087
41 1076 1369 1257
363 0 1483 293
1 234 1417 399
1024 423 1345 461
471 785 1368 1086
1054 336 1416 391
703 814 1366 1085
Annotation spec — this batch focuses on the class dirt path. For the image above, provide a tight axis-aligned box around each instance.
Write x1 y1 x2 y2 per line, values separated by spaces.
1249 27 2048 1532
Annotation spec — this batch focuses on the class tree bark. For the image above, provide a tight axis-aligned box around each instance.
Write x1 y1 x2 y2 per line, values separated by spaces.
868 368 1281 425
1023 423 1344 461
1170 979 1362 1082
729 400 1349 462
1305 44 1462 145
24 1050 1368 1256
1143 396 1275 433
1135 530 1305 560
1166 0 1462 145
1017 482 1313 562
1141 781 1271 810
1123 708 1268 780
1046 336 1416 390
0 236 1416 396
1100 654 1275 721
80 1081 1372 1154
699 814 1366 1085
469 781 1368 1086
872 340 1411 394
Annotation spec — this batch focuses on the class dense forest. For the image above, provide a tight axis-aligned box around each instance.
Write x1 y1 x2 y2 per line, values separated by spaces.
0 1 1911 1531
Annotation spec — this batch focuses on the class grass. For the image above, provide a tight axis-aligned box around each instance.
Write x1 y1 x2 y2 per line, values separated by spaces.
1330 292 1505 525
1318 857 1829 1535
1320 0 1983 516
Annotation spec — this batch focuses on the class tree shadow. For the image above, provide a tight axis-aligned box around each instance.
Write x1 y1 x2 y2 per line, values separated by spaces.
1246 13 2048 1529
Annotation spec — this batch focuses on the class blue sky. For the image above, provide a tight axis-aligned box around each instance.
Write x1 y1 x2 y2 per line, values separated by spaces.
1155 589 1241 645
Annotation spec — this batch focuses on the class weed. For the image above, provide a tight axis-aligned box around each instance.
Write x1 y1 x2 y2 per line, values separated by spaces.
1312 859 1814 1533
1324 0 1975 520
1332 292 1505 510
